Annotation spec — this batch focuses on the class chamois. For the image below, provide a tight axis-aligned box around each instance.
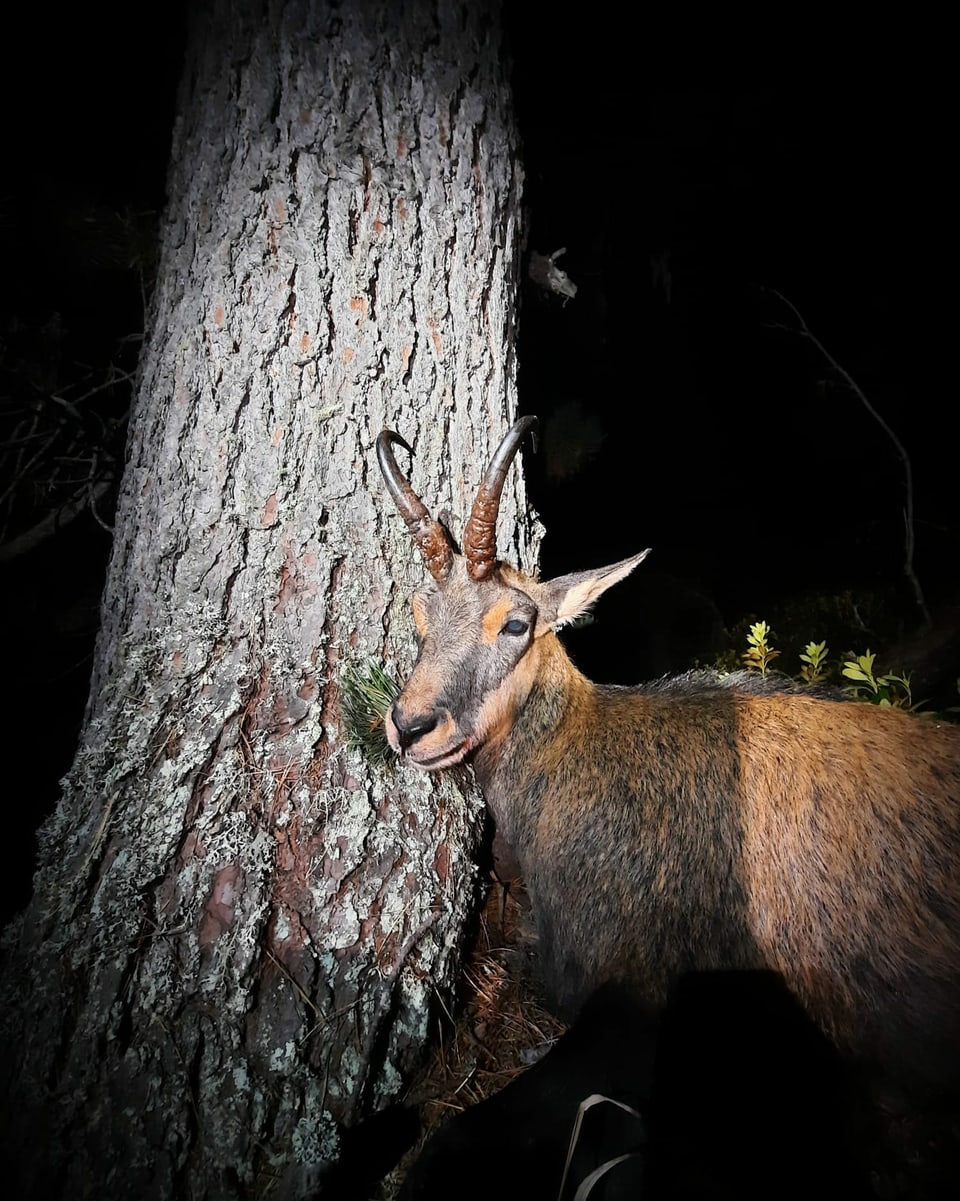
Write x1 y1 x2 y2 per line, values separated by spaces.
376 416 960 1095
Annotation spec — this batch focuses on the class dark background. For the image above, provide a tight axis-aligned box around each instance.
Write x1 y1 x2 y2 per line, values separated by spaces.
1 11 954 922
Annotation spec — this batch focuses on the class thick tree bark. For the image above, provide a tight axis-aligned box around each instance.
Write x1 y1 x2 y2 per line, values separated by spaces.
0 2 534 1198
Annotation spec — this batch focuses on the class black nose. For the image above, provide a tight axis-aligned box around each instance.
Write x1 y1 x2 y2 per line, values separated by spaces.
392 705 439 752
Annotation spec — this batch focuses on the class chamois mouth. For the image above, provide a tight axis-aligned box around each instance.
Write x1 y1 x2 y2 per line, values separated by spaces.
403 739 473 771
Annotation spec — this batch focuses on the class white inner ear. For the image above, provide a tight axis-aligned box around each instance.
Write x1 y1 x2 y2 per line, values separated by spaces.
552 551 651 629
553 576 609 626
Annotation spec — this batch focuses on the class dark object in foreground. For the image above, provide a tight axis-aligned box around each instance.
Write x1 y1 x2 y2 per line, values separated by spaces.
399 971 871 1200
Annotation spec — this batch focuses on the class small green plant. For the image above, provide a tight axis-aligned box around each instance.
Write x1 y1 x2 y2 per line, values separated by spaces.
730 625 932 714
798 640 831 685
841 651 918 709
741 621 780 676
341 659 400 764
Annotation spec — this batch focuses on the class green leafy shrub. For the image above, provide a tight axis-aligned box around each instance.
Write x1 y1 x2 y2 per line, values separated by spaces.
741 622 780 677
841 652 918 710
736 624 925 711
798 640 830 685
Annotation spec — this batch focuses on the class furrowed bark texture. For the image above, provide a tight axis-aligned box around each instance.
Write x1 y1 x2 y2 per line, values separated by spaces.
0 2 534 1198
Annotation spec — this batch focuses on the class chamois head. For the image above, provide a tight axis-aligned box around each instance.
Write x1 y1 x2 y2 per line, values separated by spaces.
377 417 650 769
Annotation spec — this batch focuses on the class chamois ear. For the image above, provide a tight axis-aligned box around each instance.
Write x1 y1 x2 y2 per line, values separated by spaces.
537 550 651 633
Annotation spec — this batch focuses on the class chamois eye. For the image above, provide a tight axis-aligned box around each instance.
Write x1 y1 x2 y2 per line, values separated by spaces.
501 618 530 637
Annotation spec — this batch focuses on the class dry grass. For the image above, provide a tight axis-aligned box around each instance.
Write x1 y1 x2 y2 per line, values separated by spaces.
411 881 566 1120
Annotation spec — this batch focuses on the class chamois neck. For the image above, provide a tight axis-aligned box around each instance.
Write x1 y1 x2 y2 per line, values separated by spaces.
473 631 593 785
532 630 595 706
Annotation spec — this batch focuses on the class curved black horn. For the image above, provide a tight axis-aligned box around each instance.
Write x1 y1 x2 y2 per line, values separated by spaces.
463 416 539 581
377 431 454 582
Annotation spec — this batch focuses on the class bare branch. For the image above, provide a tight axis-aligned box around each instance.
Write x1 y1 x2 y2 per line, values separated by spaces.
0 480 112 564
765 287 930 627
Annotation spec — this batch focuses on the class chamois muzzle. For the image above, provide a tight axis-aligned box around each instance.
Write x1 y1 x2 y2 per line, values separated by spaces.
389 705 439 753
386 699 472 769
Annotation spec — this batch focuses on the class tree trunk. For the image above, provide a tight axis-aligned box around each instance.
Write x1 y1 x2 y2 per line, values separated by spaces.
0 2 534 1197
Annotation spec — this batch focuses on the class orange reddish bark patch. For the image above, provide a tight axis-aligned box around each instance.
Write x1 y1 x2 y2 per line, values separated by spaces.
199 863 244 950
275 560 296 611
213 304 226 327
261 494 279 527
433 842 450 884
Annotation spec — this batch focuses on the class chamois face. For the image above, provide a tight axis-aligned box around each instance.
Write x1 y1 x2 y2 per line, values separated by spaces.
386 554 650 769
385 560 544 769
377 417 648 768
